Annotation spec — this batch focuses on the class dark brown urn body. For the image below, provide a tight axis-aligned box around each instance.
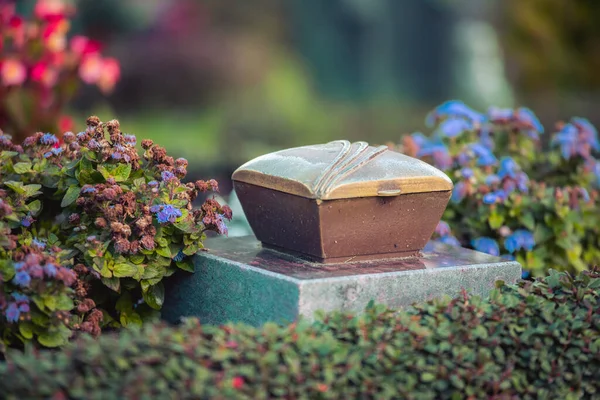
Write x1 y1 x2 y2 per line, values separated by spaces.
232 141 453 263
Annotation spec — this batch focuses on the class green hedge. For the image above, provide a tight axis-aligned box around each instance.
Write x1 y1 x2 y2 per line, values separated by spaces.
1 270 599 399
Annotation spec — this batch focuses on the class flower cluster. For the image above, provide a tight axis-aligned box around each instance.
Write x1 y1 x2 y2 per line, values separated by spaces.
0 115 231 350
0 1 120 143
411 100 600 277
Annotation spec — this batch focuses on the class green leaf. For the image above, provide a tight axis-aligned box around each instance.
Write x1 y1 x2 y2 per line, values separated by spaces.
520 213 535 231
101 277 121 292
43 296 57 311
130 254 145 264
97 163 132 182
26 199 42 216
19 322 34 339
4 181 25 194
13 161 32 174
56 295 74 311
489 211 504 230
143 282 165 310
113 263 139 278
156 246 171 258
23 184 42 198
421 372 436 382
61 185 80 207
37 327 70 348
176 260 194 273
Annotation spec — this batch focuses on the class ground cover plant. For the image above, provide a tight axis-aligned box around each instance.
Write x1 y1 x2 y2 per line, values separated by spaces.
0 268 598 399
0 116 231 351
402 101 600 277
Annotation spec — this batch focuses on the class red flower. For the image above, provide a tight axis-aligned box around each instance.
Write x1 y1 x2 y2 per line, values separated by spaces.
70 35 101 58
31 62 58 87
34 0 71 21
232 376 244 389
58 115 74 134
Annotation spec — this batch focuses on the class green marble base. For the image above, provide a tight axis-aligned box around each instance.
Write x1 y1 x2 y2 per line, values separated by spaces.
162 236 521 326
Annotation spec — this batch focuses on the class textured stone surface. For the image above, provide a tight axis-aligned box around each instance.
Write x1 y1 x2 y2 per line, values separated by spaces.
162 236 521 326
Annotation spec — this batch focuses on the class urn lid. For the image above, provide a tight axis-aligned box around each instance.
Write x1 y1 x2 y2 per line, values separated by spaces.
232 140 453 200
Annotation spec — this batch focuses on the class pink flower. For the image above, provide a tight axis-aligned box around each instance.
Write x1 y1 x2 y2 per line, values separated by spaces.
1 59 26 86
59 115 74 133
70 35 101 58
31 62 58 87
42 18 69 52
232 377 244 389
79 54 103 84
98 57 120 93
34 0 70 21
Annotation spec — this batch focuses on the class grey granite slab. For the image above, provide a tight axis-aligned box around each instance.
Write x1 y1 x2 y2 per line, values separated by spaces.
162 235 521 326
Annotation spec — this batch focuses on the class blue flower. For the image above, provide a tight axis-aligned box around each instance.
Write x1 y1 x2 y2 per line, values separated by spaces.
32 238 46 250
14 262 25 271
435 221 451 236
21 215 33 227
161 171 175 181
515 172 529 192
470 143 497 166
472 237 500 256
426 100 485 127
579 188 590 202
155 204 182 224
451 181 467 203
457 151 470 167
44 263 57 277
13 271 31 287
149 205 161 213
439 235 461 247
483 192 498 204
551 123 578 160
12 293 29 303
516 107 544 133
5 303 20 322
572 117 599 151
77 131 87 140
88 139 100 150
461 168 473 179
43 152 53 158
485 174 500 186
81 186 97 194
479 129 495 150
39 133 58 145
436 118 473 138
417 137 452 170
497 157 518 179
501 254 516 261
504 230 535 253
148 180 159 188
521 270 531 279
18 303 30 313
52 147 63 156
487 106 513 121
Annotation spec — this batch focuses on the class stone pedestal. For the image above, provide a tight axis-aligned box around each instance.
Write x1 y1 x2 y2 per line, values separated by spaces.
162 236 521 326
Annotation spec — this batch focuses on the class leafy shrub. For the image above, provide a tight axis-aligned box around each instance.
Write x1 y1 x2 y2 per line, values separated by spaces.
0 116 231 350
0 1 120 143
402 101 600 277
1 269 598 399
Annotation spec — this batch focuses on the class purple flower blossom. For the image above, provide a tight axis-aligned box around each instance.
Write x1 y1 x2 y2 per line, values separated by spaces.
504 230 535 253
417 137 452 170
18 302 30 313
155 204 182 224
21 215 34 227
43 152 53 158
515 172 529 192
572 117 600 151
457 151 470 167
435 221 451 236
521 270 531 279
148 180 159 188
12 293 29 303
39 133 58 145
472 237 500 256
497 157 518 179
483 192 498 204
516 107 544 133
52 147 63 156
124 134 137 145
437 118 473 138
426 100 485 127
479 129 495 150
161 171 176 182
461 168 473 179
44 263 57 277
451 181 467 203
216 214 228 236
5 303 20 322
77 131 87 140
551 124 578 160
579 188 590 202
87 139 100 150
13 271 31 287
439 235 461 247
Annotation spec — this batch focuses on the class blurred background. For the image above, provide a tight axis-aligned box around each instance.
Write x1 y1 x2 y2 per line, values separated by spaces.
15 0 600 200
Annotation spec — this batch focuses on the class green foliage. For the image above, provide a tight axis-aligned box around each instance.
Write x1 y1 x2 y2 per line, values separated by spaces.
1 269 599 399
0 116 230 351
